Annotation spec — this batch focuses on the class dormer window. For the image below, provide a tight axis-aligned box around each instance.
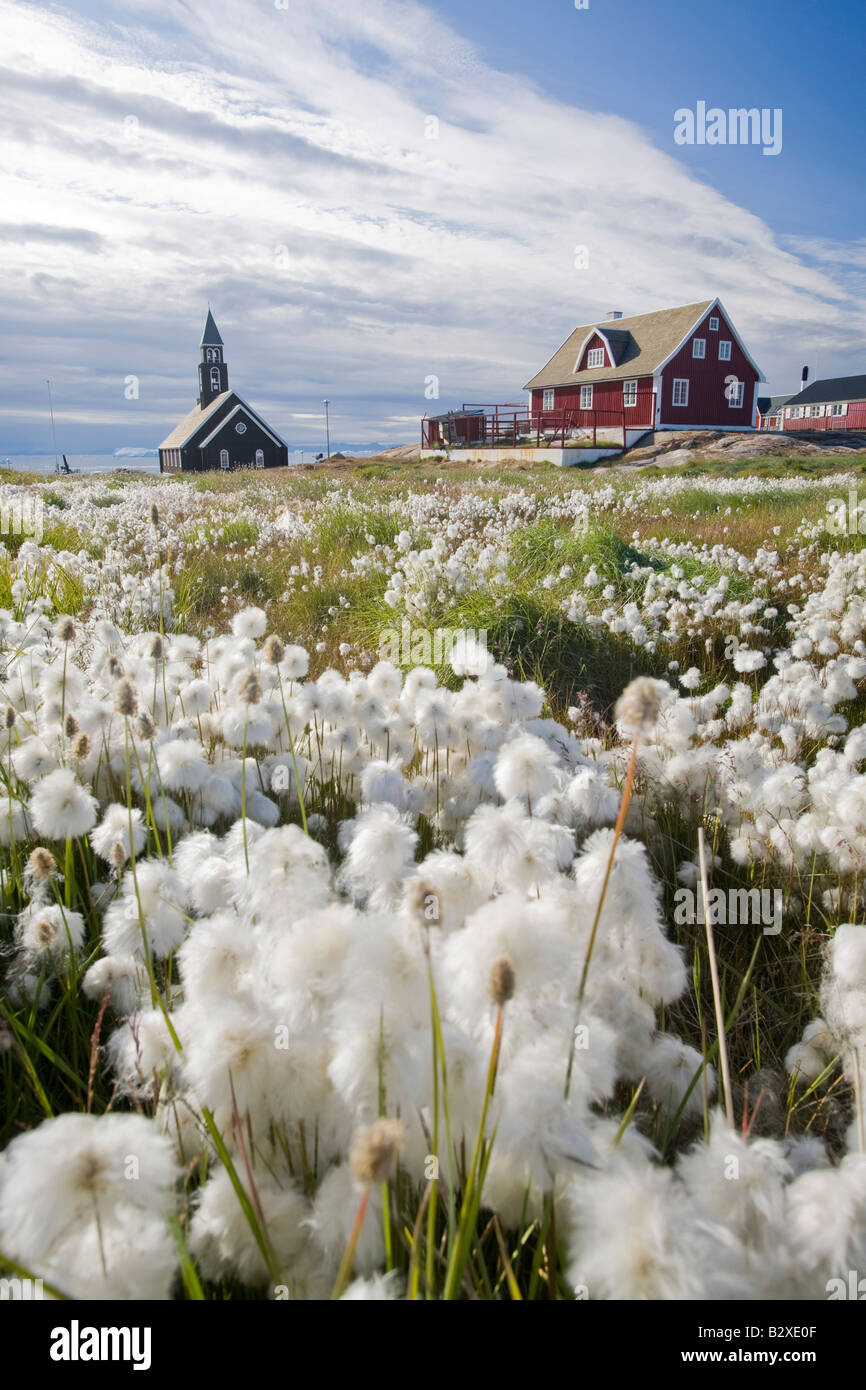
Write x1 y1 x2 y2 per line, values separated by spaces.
587 348 605 369
692 338 706 359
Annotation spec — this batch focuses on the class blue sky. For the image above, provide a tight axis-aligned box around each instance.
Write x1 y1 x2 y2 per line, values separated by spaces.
0 0 864 455
435 0 865 241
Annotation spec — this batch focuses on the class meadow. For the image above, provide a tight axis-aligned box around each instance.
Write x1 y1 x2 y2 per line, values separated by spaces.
1 450 866 1300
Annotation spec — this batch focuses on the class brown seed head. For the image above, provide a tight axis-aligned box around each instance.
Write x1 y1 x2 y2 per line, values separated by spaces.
64 713 79 738
5 705 16 730
33 917 57 949
489 956 516 1008
73 732 92 761
114 679 138 717
407 878 442 930
239 670 262 705
137 710 156 740
149 634 165 661
108 655 125 679
150 504 159 527
263 635 285 666
55 616 76 643
349 1117 405 1188
27 847 57 881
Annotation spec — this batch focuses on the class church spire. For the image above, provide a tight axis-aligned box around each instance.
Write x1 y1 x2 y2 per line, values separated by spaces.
198 309 228 408
201 308 223 348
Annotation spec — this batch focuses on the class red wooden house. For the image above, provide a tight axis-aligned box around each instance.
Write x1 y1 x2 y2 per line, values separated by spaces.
524 298 764 434
759 375 866 433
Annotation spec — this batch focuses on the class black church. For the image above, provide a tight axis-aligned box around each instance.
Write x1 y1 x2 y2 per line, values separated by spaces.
159 311 289 473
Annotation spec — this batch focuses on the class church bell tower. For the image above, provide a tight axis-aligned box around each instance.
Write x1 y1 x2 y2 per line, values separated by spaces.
198 308 229 408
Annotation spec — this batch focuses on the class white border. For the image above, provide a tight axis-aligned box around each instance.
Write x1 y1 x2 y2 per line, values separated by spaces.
197 398 287 450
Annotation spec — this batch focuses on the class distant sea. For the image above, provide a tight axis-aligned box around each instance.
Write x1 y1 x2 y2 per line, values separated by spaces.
2 454 161 476
2 446 388 477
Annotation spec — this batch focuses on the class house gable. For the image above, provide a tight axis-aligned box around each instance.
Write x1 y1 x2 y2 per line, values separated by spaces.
654 300 762 428
654 298 764 381
195 398 287 451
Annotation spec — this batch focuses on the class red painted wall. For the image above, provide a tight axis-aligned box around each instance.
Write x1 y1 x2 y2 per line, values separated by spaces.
658 306 757 427
531 376 655 428
779 400 866 431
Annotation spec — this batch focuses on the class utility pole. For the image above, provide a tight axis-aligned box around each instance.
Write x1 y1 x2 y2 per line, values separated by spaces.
323 399 330 459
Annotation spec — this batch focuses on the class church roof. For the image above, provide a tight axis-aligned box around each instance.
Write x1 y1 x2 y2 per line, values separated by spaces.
200 309 223 347
158 391 289 452
158 391 233 451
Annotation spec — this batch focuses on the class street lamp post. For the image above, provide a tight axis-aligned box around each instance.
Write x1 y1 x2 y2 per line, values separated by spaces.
323 399 330 459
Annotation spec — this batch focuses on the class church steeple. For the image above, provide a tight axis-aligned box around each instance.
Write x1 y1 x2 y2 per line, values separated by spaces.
198 309 228 408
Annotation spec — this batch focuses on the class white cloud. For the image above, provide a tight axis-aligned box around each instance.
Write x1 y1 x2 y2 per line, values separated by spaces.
0 0 861 451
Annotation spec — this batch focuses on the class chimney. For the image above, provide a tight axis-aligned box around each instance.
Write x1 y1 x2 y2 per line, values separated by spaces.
799 366 809 392
608 310 623 320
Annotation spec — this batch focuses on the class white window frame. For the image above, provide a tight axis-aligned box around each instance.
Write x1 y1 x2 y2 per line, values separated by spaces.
219 449 230 469
580 384 593 410
807 404 824 417
692 338 706 359
542 389 554 411
727 380 744 409
709 316 719 331
586 347 605 369
786 405 804 420
718 340 732 361
829 402 847 417
672 378 689 407
622 379 638 408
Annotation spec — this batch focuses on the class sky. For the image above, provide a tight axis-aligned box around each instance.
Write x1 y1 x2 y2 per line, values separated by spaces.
0 0 864 455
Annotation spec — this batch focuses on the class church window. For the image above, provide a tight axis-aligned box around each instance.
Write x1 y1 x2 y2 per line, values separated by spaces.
220 449 229 469
255 449 264 468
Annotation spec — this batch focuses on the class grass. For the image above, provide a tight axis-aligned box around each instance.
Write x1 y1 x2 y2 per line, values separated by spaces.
1 448 863 1298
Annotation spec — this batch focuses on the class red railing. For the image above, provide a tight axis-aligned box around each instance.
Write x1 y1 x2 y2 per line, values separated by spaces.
422 395 655 451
